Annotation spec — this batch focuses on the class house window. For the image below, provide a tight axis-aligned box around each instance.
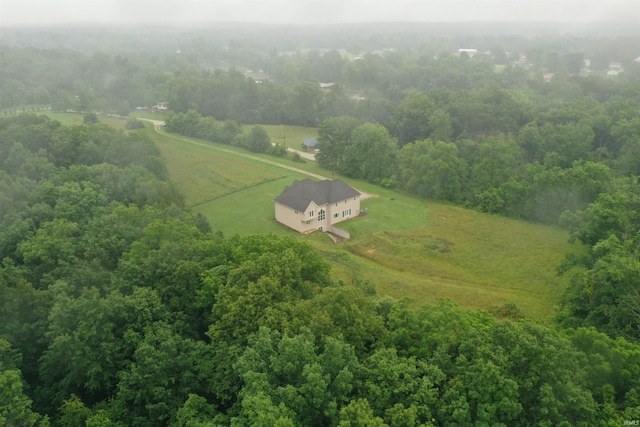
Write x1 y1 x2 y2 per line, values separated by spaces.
335 203 338 206
318 209 326 221
333 213 339 219
342 209 351 217
294 210 299 214
305 220 312 225
309 210 315 218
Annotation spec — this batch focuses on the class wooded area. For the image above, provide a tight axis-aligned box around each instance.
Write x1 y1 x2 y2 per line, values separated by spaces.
1 24 640 425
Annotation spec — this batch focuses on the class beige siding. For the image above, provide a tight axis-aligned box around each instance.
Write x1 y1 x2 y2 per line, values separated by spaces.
274 203 306 233
328 196 361 226
301 202 320 233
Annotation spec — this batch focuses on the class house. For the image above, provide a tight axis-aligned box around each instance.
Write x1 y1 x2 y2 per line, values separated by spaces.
303 137 319 151
245 70 270 84
151 102 168 113
274 178 361 234
458 48 478 58
319 82 335 91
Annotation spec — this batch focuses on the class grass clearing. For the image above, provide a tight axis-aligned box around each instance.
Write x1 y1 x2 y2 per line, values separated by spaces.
150 130 287 206
42 112 129 130
255 124 318 150
339 201 576 320
145 125 580 322
130 111 167 121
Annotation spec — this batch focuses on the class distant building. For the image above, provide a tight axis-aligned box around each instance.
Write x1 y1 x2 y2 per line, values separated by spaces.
607 62 623 76
543 73 554 83
303 137 319 151
151 102 168 113
458 48 478 57
246 69 270 84
319 82 335 91
274 179 361 235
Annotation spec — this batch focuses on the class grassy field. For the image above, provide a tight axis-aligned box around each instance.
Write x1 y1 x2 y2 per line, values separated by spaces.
41 111 130 130
150 129 290 207
338 199 575 320
257 124 318 150
144 126 580 322
131 110 319 151
36 111 579 320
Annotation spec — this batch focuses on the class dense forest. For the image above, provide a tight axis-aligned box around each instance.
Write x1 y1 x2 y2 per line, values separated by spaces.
1 24 640 425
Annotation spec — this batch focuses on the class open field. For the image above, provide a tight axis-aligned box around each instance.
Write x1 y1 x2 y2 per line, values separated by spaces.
34 112 581 321
146 126 580 322
131 111 167 121
257 124 318 150
150 129 289 206
338 199 575 320
131 109 319 151
41 111 130 130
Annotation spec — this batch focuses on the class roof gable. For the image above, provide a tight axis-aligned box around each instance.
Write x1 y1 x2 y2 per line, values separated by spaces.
274 179 360 211
303 137 318 148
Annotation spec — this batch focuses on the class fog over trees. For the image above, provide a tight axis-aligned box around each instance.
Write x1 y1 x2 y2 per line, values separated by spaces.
1 12 640 426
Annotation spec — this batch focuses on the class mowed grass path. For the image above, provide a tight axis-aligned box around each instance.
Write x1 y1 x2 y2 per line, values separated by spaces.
147 125 578 321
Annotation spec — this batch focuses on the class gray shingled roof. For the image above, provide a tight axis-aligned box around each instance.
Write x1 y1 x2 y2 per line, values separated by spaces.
303 137 318 148
274 179 360 211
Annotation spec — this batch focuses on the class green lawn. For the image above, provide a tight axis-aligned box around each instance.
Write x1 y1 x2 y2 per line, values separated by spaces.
338 199 575 320
146 126 581 322
41 111 130 130
151 130 289 206
255 124 318 150
130 111 168 121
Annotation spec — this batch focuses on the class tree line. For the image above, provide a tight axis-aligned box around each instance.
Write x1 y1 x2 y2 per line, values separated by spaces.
2 28 639 122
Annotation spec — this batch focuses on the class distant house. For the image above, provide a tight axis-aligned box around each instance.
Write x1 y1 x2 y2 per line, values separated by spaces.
274 179 361 234
543 73 554 83
151 102 168 113
458 48 478 57
319 82 335 91
303 137 319 151
246 69 270 84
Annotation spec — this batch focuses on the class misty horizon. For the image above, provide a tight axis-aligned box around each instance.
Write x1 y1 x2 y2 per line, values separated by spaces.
2 0 639 26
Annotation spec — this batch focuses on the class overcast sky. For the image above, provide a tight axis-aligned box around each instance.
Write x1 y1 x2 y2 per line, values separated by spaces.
1 0 638 25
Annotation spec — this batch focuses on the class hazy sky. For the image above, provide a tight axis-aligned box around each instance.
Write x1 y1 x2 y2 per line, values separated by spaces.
1 0 639 25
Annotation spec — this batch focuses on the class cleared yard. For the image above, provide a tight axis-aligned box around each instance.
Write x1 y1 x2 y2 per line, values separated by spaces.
147 125 580 321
